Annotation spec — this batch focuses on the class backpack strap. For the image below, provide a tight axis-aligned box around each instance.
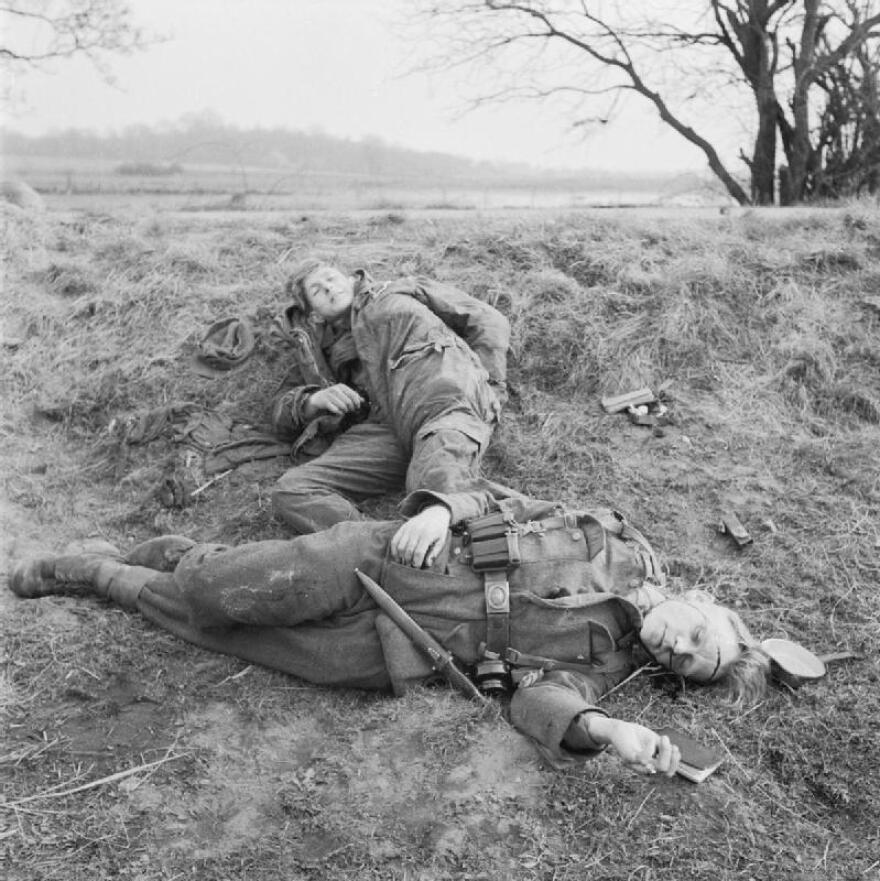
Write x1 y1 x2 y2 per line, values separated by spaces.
483 571 510 653
604 511 666 587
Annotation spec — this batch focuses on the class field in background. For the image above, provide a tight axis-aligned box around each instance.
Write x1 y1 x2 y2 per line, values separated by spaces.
1 152 721 212
1 193 879 880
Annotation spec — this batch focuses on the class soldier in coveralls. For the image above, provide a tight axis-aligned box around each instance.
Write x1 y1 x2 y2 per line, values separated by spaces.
268 260 510 568
10 497 769 775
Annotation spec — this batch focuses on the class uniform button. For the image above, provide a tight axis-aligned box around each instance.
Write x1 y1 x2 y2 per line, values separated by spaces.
570 531 583 541
453 547 461 557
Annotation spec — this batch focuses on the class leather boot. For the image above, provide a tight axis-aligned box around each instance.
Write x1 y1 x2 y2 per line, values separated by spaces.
9 556 59 598
123 535 196 572
9 540 122 599
52 555 157 608
9 554 157 609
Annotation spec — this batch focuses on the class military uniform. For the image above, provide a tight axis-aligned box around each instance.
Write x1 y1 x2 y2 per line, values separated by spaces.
106 497 661 767
269 272 510 533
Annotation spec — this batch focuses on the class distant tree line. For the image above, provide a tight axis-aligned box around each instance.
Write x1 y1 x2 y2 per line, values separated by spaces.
2 113 524 184
2 113 689 191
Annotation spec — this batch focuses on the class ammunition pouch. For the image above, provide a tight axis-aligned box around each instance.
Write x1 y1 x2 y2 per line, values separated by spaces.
465 510 522 571
461 511 521 656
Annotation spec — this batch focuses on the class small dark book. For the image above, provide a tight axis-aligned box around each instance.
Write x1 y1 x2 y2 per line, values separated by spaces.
656 727 725 783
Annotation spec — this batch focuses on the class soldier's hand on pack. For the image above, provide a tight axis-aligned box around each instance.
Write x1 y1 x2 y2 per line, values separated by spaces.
587 717 680 777
304 383 365 418
390 505 452 569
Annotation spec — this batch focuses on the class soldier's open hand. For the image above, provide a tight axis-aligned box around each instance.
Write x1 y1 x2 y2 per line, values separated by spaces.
390 504 452 569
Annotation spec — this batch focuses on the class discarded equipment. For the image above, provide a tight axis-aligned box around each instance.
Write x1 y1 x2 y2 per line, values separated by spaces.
761 638 862 688
717 511 753 547
601 386 671 428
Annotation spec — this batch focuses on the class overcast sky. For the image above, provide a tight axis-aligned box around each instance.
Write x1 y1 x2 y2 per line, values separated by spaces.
4 0 742 173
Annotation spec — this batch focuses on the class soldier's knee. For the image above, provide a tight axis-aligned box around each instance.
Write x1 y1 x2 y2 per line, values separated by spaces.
273 465 321 499
271 468 329 529
271 475 306 516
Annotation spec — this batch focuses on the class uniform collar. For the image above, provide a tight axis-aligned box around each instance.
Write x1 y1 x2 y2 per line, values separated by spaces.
352 270 389 313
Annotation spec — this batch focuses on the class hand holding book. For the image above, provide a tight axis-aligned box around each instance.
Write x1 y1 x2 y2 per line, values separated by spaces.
654 727 725 783
583 716 681 776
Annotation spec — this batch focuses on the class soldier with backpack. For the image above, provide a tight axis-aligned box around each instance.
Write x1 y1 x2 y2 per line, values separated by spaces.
10 495 770 775
268 260 510 568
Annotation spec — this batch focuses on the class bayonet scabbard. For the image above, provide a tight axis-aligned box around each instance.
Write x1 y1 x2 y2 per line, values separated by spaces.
355 569 489 705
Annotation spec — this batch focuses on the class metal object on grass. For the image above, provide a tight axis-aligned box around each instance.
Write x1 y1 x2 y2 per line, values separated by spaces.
761 637 861 688
601 387 657 414
718 511 753 547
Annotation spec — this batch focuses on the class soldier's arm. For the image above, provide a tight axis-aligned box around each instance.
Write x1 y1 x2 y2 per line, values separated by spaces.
268 312 343 439
269 386 316 439
402 277 511 389
509 669 625 766
511 669 679 775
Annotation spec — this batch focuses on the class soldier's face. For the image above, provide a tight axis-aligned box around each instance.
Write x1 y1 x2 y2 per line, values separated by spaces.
640 595 742 682
302 265 355 323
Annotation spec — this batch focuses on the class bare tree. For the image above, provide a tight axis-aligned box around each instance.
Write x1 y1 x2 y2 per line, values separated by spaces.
1 0 155 83
703 1 795 204
784 0 880 200
414 1 880 205
665 0 879 202
812 36 880 196
413 1 751 204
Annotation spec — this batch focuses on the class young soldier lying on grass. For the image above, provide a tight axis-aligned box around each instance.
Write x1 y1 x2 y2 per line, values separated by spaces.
9 496 770 775
269 260 510 563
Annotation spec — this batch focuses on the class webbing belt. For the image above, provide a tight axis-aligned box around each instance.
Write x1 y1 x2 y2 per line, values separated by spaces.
472 509 663 654
503 640 635 682
474 512 578 654
483 571 510 651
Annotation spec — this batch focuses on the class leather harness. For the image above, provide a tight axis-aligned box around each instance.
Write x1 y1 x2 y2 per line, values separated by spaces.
459 509 662 664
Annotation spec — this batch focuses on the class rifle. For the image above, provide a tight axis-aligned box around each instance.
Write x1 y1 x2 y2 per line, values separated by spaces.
354 569 490 706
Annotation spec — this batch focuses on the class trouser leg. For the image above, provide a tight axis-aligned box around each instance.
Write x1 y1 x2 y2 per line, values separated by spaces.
8 525 398 691
271 422 408 533
10 519 395 628
171 518 397 628
134 567 392 691
406 424 484 496
400 419 524 521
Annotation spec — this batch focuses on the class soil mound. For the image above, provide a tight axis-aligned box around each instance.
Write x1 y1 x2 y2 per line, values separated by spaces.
0 179 45 212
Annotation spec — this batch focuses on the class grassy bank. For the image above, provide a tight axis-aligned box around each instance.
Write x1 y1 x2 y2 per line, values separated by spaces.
1 199 878 880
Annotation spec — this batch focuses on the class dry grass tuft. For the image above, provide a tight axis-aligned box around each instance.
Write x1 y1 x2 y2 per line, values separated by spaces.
1 204 879 881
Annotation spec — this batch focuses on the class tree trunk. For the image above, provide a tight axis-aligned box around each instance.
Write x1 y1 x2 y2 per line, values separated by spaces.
789 0 822 201
752 79 779 204
713 0 781 204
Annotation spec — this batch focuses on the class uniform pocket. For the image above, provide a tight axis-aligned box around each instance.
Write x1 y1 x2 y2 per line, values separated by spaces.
379 558 484 620
388 335 453 371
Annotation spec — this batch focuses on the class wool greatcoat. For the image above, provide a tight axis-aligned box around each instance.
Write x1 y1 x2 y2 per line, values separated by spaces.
269 272 510 533
130 497 658 767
